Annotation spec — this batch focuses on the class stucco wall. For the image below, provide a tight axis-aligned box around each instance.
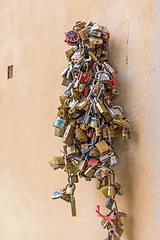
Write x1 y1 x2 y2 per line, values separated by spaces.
0 0 160 239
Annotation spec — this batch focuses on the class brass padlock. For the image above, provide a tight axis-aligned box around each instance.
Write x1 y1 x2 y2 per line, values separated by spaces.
95 140 111 154
49 159 64 170
53 156 65 165
70 174 79 183
61 193 71 203
54 127 64 138
101 218 110 229
89 147 100 157
88 50 98 62
122 127 131 139
95 127 102 136
113 118 130 128
67 145 77 155
62 124 75 145
79 28 89 40
89 37 103 45
79 83 85 92
84 166 96 178
108 170 116 197
75 127 88 142
59 95 68 105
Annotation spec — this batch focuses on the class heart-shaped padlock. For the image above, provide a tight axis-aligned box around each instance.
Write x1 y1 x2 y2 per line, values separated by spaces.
78 72 90 83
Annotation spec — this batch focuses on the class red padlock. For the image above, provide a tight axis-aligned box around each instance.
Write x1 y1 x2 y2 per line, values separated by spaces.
84 87 89 96
78 72 90 83
88 158 100 167
105 78 116 88
88 128 94 138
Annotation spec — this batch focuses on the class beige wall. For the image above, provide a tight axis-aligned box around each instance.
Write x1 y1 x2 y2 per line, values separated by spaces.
0 0 160 239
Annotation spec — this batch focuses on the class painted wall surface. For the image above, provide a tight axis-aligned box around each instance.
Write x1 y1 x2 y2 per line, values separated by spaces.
0 0 160 239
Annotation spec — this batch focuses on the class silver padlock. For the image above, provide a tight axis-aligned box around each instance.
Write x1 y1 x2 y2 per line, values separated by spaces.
109 106 122 118
110 155 117 167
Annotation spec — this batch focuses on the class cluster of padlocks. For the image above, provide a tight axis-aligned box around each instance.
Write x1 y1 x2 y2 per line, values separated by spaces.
50 21 130 240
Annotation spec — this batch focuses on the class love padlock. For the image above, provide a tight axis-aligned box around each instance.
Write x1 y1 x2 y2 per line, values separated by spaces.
78 71 90 83
105 78 117 88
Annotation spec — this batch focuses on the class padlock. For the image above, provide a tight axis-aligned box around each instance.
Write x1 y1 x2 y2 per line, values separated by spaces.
74 21 86 29
115 215 123 228
103 112 113 123
76 101 87 110
77 160 87 171
113 118 130 128
75 127 88 142
65 48 74 62
61 193 71 203
62 124 75 145
99 152 112 163
78 72 90 83
122 127 131 139
88 146 100 157
101 185 109 198
115 225 124 237
103 62 117 78
70 174 79 183
107 170 116 197
101 218 110 229
89 37 103 45
91 30 102 38
95 140 111 154
58 107 66 119
53 156 65 165
66 185 73 195
110 128 119 138
110 155 117 167
53 115 67 130
49 160 64 170
52 189 65 199
105 197 115 210
95 127 102 136
54 127 64 138
79 27 89 40
88 50 98 62
79 83 85 92
88 158 99 167
84 166 96 178
59 95 69 105
109 106 122 118
67 145 78 156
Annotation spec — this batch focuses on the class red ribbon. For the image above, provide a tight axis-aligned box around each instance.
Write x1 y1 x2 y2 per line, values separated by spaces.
96 205 116 224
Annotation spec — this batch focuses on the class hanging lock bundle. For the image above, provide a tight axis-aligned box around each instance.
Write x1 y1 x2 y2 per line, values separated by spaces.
50 20 131 239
